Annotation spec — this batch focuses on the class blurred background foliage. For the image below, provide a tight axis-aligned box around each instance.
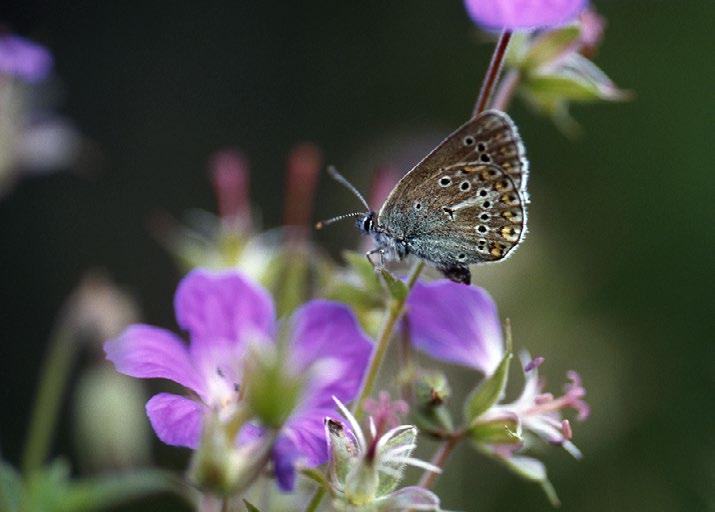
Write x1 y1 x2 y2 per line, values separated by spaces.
0 1 712 511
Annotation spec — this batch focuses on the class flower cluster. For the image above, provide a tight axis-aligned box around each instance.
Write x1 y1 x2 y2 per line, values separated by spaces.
95 2 615 510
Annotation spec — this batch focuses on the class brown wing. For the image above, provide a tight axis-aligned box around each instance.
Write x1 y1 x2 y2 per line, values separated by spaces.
379 162 527 267
379 110 528 222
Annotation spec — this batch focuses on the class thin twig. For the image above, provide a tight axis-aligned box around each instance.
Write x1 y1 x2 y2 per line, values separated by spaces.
491 69 521 111
304 486 326 512
417 435 462 489
473 30 513 116
352 260 426 419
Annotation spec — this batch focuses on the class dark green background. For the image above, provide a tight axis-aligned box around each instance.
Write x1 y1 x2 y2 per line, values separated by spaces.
1 1 712 511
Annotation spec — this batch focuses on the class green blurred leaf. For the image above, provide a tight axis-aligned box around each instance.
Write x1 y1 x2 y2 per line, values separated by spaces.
469 417 521 445
463 351 512 425
343 250 381 293
0 460 22 512
522 26 581 70
502 456 560 507
59 469 184 512
379 269 407 300
243 499 262 512
526 75 603 102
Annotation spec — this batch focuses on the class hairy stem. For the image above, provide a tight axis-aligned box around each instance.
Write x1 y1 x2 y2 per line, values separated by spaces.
417 435 462 489
22 325 75 475
352 260 425 419
473 30 513 116
304 486 326 512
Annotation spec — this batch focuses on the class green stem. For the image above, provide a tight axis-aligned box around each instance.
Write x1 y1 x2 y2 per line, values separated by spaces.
304 486 326 512
22 325 77 476
351 260 425 419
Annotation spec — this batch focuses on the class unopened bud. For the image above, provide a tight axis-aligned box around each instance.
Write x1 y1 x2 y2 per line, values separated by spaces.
242 343 303 428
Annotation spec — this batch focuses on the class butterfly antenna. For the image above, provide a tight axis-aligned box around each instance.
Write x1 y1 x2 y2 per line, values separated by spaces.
315 211 364 230
326 165 370 210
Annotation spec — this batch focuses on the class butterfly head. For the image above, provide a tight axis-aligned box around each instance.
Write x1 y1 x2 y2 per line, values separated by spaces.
357 211 377 235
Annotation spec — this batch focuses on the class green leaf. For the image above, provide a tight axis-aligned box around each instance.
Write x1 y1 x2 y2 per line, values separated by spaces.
325 419 357 488
470 417 522 445
243 499 262 512
379 269 407 300
59 469 184 512
502 456 560 507
0 460 22 512
343 250 381 293
376 426 417 496
526 75 602 102
522 26 581 70
463 351 513 425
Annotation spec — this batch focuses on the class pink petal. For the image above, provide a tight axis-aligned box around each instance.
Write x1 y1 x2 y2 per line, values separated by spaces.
104 325 204 395
408 280 504 375
289 300 372 402
174 269 275 347
464 0 587 30
145 393 205 448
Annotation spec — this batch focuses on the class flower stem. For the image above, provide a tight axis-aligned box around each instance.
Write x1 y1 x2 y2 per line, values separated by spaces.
491 69 521 111
417 435 462 489
351 260 425 419
473 30 513 116
22 325 76 476
304 486 326 512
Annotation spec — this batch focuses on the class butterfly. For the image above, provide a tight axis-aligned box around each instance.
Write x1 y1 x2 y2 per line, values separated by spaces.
318 109 529 285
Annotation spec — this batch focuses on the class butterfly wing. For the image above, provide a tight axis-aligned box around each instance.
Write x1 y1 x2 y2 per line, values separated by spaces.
377 110 528 271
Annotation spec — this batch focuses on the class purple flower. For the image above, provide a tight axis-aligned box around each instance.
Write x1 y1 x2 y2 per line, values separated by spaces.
407 280 504 375
464 0 587 31
104 269 372 490
408 279 589 456
0 34 53 83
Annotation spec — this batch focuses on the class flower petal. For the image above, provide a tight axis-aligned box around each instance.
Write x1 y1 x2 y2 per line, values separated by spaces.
289 300 373 402
104 325 204 395
407 280 504 375
377 486 441 511
174 269 275 347
464 0 587 30
272 436 300 491
145 393 204 448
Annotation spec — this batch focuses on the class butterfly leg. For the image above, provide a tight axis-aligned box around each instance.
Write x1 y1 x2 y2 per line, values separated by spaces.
365 248 385 270
438 264 471 285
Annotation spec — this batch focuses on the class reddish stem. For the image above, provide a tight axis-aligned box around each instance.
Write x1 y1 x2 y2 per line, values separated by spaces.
473 30 512 116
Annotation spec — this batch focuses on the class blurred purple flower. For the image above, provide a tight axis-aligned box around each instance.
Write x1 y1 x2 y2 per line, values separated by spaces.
0 34 53 82
105 269 372 490
407 280 504 375
464 0 587 30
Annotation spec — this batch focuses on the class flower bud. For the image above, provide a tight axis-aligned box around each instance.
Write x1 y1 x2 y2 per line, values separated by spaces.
412 370 454 433
188 411 274 495
242 343 303 428
72 365 150 470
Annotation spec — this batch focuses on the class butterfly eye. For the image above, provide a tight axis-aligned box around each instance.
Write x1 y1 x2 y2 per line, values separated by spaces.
439 177 452 187
463 135 476 146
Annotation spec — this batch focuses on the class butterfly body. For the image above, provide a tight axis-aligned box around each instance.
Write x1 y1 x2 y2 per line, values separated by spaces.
359 110 529 285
